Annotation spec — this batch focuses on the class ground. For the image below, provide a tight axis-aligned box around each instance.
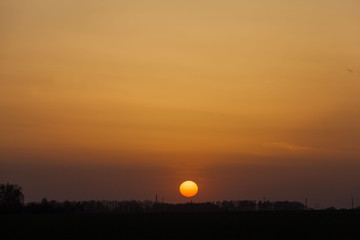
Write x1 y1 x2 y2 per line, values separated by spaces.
1 211 360 239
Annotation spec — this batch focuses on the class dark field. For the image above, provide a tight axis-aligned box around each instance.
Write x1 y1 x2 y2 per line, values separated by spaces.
1 211 360 240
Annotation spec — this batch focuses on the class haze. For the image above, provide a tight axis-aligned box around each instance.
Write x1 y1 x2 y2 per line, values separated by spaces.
1 0 360 208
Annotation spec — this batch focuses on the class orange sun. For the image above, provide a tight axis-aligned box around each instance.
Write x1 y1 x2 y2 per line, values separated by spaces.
179 180 198 197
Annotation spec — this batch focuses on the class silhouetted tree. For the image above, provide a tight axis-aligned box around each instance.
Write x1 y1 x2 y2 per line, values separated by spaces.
273 201 305 211
0 183 24 212
324 206 336 211
258 200 273 211
236 200 257 211
221 200 236 211
41 198 49 207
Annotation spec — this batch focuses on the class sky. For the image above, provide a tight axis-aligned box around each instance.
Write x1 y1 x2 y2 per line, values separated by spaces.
1 0 360 208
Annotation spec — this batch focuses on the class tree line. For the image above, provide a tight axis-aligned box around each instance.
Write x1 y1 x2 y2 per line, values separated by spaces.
0 183 352 214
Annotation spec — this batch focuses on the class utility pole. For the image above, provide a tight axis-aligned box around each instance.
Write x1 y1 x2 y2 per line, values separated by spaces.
155 194 158 212
263 197 266 211
162 196 164 212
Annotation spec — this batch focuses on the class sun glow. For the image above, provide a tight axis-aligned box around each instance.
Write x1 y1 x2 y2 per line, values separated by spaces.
179 181 198 198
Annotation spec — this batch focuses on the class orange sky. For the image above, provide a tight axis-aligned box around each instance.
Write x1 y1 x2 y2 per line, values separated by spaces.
1 0 360 207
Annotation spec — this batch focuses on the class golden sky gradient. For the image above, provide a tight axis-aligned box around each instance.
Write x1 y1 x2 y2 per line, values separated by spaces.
1 1 360 206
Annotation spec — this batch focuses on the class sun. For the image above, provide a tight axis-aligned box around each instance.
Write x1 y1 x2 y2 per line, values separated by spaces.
179 180 198 198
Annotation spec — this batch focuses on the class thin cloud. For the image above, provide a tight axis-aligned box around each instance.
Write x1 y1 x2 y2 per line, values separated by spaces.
271 142 318 151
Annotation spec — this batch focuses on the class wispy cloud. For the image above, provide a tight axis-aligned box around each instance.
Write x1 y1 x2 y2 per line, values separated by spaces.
270 142 318 151
346 69 360 74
